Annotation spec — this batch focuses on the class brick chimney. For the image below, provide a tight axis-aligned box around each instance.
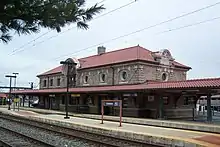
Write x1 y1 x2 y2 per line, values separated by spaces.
97 46 106 55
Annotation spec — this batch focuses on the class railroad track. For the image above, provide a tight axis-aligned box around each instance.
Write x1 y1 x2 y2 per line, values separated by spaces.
0 114 160 147
0 125 52 147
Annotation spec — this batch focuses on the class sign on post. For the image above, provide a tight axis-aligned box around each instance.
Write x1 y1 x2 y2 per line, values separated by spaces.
101 100 122 127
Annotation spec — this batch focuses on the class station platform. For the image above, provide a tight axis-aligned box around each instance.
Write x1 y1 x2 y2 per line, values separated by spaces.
0 107 220 147
6 106 220 134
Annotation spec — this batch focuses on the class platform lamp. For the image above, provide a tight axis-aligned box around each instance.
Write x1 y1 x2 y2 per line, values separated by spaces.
12 73 19 107
12 73 19 90
5 75 16 110
60 58 77 119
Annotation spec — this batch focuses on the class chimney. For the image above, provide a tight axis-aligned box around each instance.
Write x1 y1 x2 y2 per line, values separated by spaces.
97 46 106 55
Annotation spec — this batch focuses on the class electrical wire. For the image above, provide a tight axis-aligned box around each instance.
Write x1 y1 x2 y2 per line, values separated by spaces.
98 0 107 4
22 14 220 71
12 16 220 86
51 1 220 60
8 1 220 75
9 0 110 55
157 16 220 35
9 31 52 55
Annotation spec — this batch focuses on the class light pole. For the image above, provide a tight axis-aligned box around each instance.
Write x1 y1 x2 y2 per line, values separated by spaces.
5 75 16 110
12 73 19 90
13 73 19 107
60 60 77 119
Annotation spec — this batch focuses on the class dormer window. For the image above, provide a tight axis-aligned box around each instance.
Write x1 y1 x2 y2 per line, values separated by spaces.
152 49 174 64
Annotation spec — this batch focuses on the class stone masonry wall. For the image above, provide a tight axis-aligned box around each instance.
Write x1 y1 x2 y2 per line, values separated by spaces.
39 62 188 89
76 62 147 87
39 73 66 89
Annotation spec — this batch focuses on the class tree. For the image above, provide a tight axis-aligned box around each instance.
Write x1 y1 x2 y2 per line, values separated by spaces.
0 0 105 43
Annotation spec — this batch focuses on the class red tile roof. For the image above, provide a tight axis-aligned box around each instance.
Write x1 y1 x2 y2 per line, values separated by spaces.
38 46 191 76
0 93 7 98
12 78 220 94
38 66 62 77
145 78 220 89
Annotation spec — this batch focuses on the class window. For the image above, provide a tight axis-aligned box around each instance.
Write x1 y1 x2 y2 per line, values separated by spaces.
121 71 128 81
50 79 53 86
84 75 89 83
57 78 61 86
43 80 47 87
100 73 106 82
162 73 168 81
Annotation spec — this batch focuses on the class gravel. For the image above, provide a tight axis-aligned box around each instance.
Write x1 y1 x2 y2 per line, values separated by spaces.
0 118 98 147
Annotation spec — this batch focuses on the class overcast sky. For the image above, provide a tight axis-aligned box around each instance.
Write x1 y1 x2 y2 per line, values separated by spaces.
0 0 220 89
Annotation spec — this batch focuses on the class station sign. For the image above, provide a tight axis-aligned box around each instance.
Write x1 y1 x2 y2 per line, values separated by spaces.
71 94 80 97
49 94 55 97
123 93 137 97
104 101 120 107
13 98 20 103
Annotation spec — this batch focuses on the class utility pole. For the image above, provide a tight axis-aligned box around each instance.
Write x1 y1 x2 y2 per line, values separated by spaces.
5 75 16 110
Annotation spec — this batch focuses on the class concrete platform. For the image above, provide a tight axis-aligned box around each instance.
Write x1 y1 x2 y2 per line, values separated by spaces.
0 107 220 147
10 106 220 134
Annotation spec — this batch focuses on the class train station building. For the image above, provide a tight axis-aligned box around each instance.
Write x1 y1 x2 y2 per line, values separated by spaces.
13 45 220 121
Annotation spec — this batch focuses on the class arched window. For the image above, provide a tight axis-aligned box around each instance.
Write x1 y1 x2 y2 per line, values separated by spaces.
100 73 106 82
162 73 168 81
84 75 89 83
120 71 128 81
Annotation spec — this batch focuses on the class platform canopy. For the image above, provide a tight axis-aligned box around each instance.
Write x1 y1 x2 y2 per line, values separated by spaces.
12 78 220 95
0 93 7 98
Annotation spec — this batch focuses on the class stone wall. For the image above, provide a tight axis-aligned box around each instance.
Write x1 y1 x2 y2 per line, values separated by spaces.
76 62 147 87
39 73 66 89
140 63 187 82
38 61 188 89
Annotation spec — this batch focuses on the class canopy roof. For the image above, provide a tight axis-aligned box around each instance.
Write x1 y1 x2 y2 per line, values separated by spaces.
12 78 220 94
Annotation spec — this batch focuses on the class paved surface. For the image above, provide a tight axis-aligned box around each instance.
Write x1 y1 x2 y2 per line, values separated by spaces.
9 106 220 134
0 107 220 146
